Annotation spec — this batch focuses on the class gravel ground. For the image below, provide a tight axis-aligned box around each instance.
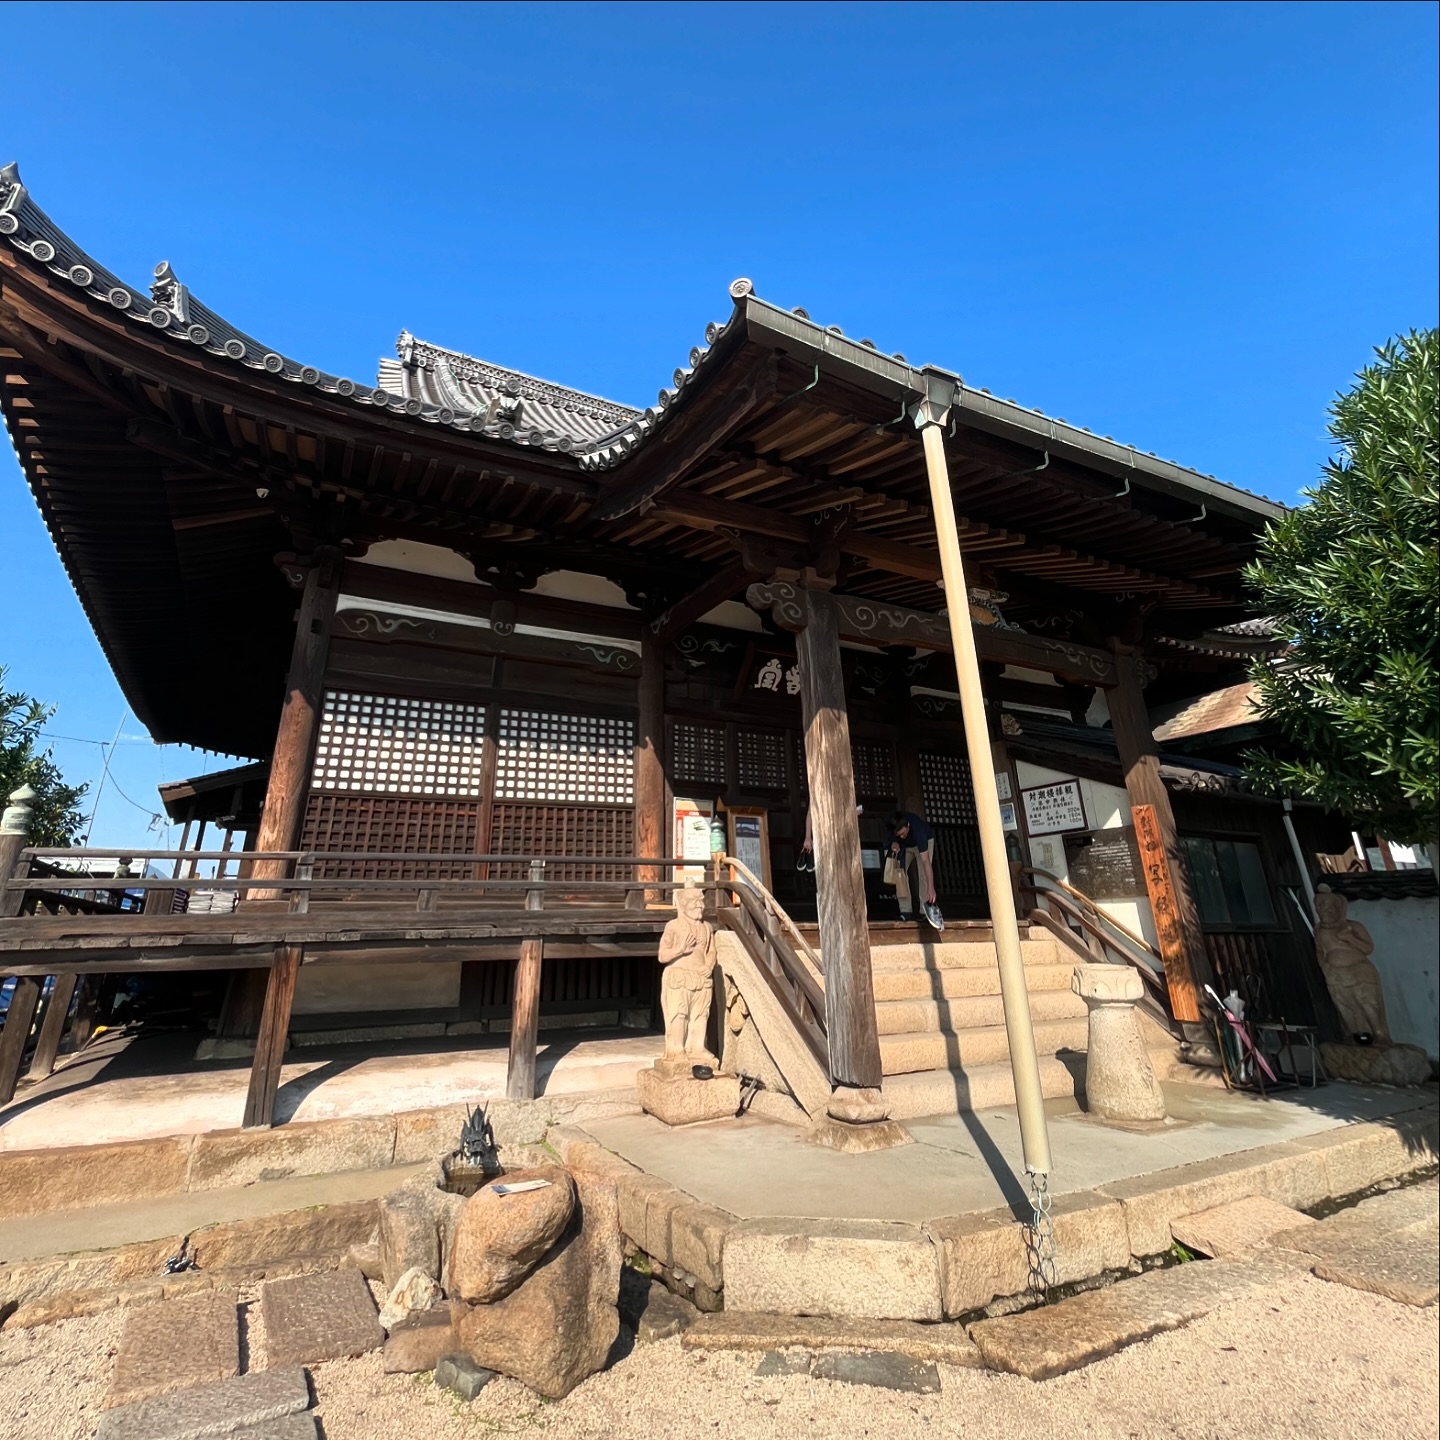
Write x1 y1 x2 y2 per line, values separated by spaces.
2 1273 1434 1440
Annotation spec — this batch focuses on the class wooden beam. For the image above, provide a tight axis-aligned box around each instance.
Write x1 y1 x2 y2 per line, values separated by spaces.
23 971 77 1082
242 945 300 1129
592 358 778 521
1108 644 1208 1023
0 975 42 1105
795 585 884 1095
649 560 756 642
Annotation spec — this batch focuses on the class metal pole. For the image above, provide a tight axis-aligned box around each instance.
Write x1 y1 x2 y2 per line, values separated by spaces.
1281 799 1317 919
915 385 1052 1177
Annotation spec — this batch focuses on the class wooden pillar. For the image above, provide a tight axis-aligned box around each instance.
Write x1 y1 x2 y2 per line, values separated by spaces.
1108 644 1208 1022
242 945 301 1129
68 976 100 1052
635 633 666 903
23 972 78 1082
251 555 341 888
507 860 545 1100
795 583 885 1104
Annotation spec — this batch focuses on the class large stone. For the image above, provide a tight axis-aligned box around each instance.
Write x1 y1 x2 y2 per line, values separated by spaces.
806 1117 914 1153
636 1280 699 1343
724 1218 944 1322
1267 1199 1440 1306
684 1310 982 1367
637 1068 741 1126
669 1201 732 1293
811 1351 941 1393
0 1136 192 1221
1072 964 1167 1123
378 1266 442 1330
1171 1196 1314 1258
260 1267 384 1367
379 1188 441 1290
187 1117 395 1190
104 1291 239 1409
190 1200 380 1273
447 1165 576 1304
1285 1115 1438 1199
1309 1234 1440 1306
968 1257 1287 1380
435 1353 497 1401
381 1302 463 1373
1320 1041 1431 1086
455 1173 622 1399
95 1366 310 1440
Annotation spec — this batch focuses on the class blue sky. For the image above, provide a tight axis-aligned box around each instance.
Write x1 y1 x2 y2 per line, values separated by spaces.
2 0 1436 851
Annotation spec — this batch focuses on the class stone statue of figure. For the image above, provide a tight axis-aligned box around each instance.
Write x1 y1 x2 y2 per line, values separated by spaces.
1314 889 1389 1042
657 885 719 1068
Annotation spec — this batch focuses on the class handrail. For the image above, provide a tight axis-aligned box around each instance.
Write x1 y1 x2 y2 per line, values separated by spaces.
1021 866 1155 954
716 855 825 987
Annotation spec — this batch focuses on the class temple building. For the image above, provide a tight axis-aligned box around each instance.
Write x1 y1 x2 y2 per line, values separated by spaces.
0 162 1354 1126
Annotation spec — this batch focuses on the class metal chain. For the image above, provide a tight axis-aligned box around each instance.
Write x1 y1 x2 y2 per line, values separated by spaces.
1025 1171 1058 1300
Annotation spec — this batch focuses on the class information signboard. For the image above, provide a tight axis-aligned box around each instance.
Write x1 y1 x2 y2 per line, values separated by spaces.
1020 779 1087 836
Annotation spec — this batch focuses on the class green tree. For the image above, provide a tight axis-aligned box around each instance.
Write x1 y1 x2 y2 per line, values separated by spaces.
1244 330 1439 845
0 667 89 845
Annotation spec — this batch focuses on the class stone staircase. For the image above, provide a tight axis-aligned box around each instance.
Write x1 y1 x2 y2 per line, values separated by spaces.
867 927 1091 1120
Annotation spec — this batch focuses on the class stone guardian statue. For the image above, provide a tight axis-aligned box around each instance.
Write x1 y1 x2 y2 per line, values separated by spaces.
656 884 719 1071
1314 889 1389 1041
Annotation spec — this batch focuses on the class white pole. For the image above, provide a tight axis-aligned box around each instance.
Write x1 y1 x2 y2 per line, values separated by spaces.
1281 799 1317 920
916 390 1051 1177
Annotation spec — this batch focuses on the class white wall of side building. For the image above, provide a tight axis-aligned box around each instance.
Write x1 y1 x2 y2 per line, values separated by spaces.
1349 895 1440 1062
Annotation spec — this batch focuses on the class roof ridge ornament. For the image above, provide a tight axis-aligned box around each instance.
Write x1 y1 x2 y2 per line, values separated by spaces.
151 260 191 324
728 277 754 300
0 162 25 224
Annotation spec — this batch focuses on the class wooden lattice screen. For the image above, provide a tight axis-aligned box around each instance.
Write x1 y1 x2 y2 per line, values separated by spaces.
672 720 726 786
737 728 787 790
300 794 482 878
851 739 898 800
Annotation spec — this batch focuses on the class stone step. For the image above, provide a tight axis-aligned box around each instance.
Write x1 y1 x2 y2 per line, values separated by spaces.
878 1017 1089 1076
870 963 1077 1003
868 939 1061 970
873 989 1088 1037
882 1052 1085 1118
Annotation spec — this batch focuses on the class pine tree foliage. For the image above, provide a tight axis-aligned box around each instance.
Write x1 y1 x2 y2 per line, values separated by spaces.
0 667 88 845
1244 330 1438 844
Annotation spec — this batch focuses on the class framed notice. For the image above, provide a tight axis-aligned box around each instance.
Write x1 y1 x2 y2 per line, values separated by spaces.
673 797 714 881
1020 779 1087 837
995 771 1013 803
999 801 1020 832
725 806 772 892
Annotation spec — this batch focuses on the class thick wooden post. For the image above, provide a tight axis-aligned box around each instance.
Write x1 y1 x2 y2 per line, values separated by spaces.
635 633 666 904
795 584 885 1106
507 860 546 1100
1108 644 1208 1022
242 945 301 1129
0 783 37 918
24 972 78 1082
251 555 341 889
0 977 42 1106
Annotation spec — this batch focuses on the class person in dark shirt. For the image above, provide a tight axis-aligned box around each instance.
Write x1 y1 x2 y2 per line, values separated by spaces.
887 810 941 926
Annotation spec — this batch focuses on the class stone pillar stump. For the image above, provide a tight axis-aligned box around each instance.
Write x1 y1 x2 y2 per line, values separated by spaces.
1072 964 1167 1123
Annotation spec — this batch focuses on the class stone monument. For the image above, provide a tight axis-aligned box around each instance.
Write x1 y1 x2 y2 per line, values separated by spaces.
637 884 740 1124
1072 963 1167 1123
1314 889 1429 1085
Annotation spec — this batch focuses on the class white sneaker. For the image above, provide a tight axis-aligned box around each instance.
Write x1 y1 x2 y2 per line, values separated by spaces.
923 903 946 932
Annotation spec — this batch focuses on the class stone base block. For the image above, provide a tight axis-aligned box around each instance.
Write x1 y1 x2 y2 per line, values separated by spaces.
1321 1041 1431 1086
637 1068 740 1126
806 1116 913 1154
1170 1196 1313 1259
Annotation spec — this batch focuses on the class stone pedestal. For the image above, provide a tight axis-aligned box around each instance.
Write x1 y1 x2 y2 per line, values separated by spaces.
1320 1040 1431 1087
806 1116 914 1154
1072 964 1167 1123
637 1064 740 1126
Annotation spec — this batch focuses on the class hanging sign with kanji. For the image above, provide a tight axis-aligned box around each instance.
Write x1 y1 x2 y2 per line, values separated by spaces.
1020 779 1087 836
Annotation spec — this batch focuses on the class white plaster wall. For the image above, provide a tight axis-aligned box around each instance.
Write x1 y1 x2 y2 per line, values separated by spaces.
1349 896 1439 1061
293 961 462 1015
355 539 480 584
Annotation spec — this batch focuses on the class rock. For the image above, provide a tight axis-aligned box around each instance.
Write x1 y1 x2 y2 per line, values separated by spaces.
636 1068 741 1126
724 1217 944 1322
345 1240 385 1282
95 1366 310 1440
105 1291 239 1409
378 1266 442 1331
811 1350 942 1393
382 1303 462 1373
806 1117 914 1153
191 1199 380 1273
435 1353 497 1401
447 1165 577 1304
685 1311 982 1367
756 1351 812 1376
1320 1041 1431 1086
1310 1233 1440 1307
260 1267 384 1367
1171 1197 1314 1258
379 1189 442 1291
456 1172 622 1399
968 1257 1287 1380
187 1117 395 1191
1072 964 1167 1122
636 1281 699 1343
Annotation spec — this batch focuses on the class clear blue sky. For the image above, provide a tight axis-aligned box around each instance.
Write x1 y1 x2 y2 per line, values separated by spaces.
2 1 1436 851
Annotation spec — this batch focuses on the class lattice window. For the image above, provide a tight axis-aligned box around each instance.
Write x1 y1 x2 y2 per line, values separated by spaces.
489 802 634 881
495 709 634 804
311 690 485 797
920 751 977 823
795 734 810 794
851 739 897 799
300 794 481 878
671 720 726 786
737 728 787 790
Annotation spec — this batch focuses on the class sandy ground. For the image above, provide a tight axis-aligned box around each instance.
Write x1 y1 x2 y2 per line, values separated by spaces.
3 1272 1435 1440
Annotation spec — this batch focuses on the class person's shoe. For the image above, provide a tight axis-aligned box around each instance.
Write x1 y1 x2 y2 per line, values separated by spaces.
923 902 946 932
897 906 914 922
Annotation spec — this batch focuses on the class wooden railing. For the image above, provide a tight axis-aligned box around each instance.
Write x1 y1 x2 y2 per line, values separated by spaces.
711 854 829 1070
1018 865 1176 1032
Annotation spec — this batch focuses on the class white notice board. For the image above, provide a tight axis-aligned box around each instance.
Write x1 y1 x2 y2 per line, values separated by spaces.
1020 779 1087 836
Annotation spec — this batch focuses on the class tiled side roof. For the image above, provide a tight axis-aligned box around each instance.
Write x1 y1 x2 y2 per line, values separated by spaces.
378 333 639 450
